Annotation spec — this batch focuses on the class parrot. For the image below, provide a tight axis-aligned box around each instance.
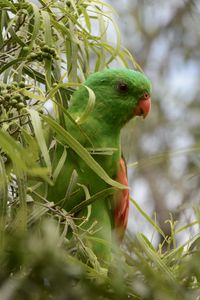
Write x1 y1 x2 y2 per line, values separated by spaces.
47 68 152 263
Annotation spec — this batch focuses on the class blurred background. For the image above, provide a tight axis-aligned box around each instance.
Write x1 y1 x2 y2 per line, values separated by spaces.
108 0 200 246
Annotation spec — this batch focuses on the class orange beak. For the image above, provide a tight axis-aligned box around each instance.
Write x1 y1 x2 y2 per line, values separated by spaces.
133 96 151 119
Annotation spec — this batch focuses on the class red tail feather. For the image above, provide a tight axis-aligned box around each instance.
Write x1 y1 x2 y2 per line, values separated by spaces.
114 158 130 240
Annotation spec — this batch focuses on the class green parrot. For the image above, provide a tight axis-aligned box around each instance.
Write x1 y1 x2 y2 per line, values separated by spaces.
48 68 152 263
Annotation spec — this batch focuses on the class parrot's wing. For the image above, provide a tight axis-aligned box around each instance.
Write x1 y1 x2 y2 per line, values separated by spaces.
113 157 130 241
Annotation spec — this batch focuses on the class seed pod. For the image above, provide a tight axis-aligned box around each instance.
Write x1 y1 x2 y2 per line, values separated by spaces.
6 84 12 90
42 45 50 52
43 52 51 59
28 53 38 60
1 90 7 96
49 47 56 55
4 94 11 101
11 99 18 107
24 95 30 100
3 101 9 108
17 102 25 110
12 94 22 101
21 108 27 114
23 46 29 51
37 56 43 62
12 82 18 87
8 112 14 118
19 82 26 88
0 84 5 90
38 109 44 114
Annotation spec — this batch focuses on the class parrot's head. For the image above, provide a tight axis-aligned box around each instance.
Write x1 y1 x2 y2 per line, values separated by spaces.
71 68 152 129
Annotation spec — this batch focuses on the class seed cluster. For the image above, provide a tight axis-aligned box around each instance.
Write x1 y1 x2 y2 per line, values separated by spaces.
0 81 29 115
27 45 59 62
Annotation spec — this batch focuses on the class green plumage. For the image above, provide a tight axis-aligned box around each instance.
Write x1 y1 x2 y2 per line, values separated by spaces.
47 68 152 263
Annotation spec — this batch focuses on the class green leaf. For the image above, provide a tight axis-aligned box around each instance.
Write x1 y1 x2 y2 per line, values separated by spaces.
21 89 45 102
8 24 26 47
0 155 7 230
0 130 50 181
0 130 28 171
41 10 53 87
46 82 80 100
61 169 78 206
0 58 25 74
41 10 52 46
136 233 176 282
29 3 41 47
75 85 96 125
0 0 17 12
87 147 117 155
80 6 91 32
131 197 165 238
23 66 46 84
28 109 52 172
70 187 116 214
14 167 27 232
53 147 67 181
21 129 39 161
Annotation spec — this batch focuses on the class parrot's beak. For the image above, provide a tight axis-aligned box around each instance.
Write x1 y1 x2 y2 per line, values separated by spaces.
133 96 151 119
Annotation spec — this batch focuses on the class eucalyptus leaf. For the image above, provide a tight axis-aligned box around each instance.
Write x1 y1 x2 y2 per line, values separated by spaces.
28 109 52 172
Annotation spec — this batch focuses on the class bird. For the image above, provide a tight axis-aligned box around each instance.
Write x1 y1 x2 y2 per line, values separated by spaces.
47 68 152 263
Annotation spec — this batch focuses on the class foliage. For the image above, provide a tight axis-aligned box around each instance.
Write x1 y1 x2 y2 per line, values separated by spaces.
0 0 200 299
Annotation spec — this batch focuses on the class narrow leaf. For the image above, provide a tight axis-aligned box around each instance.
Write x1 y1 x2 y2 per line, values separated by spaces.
0 155 8 230
14 167 27 232
137 233 176 282
70 187 116 214
28 109 52 172
29 3 41 47
131 197 165 238
53 147 67 181
0 130 27 171
75 85 96 125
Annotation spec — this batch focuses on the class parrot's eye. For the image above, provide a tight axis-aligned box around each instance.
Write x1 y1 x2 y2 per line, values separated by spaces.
142 92 149 100
117 82 129 93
